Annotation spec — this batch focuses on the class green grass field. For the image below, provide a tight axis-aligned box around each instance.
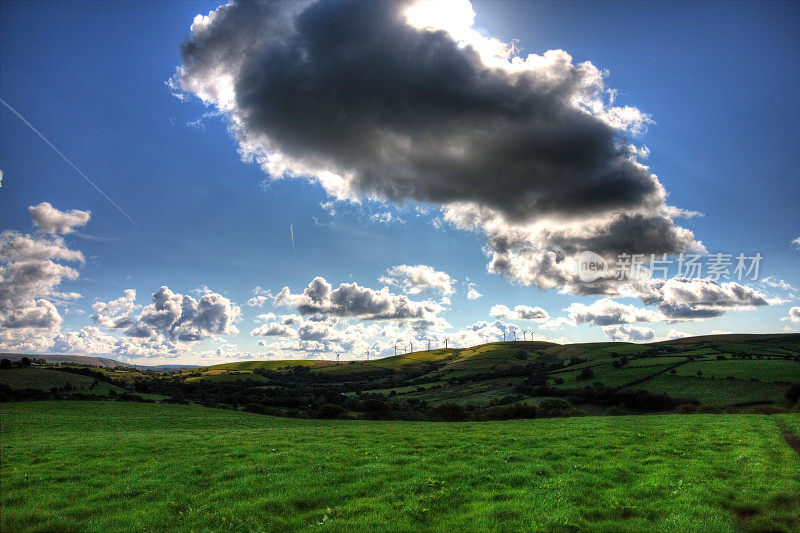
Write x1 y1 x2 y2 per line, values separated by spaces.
0 367 97 390
2 401 799 532
623 374 791 405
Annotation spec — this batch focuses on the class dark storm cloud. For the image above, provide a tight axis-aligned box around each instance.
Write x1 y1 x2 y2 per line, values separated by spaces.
174 0 709 294
175 0 665 222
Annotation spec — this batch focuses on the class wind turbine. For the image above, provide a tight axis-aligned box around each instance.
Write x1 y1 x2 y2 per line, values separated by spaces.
444 337 449 349
502 332 506 342
522 330 528 341
365 349 370 361
394 343 398 357
409 341 413 353
336 352 342 362
512 330 517 341
427 339 431 351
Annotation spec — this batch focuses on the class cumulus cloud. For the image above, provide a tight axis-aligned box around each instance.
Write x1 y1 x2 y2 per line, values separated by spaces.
29 202 90 235
793 236 800 248
602 324 655 342
1 299 62 329
250 313 300 337
379 264 454 295
92 289 138 329
256 317 389 357
628 277 771 320
565 297 663 326
540 278 773 331
274 276 445 326
0 204 89 352
443 203 702 294
783 306 800 323
70 286 243 356
490 304 549 322
126 286 242 341
173 0 701 294
251 322 298 337
52 326 181 358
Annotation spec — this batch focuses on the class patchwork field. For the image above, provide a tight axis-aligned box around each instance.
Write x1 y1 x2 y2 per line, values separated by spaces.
2 401 799 532
0 367 168 401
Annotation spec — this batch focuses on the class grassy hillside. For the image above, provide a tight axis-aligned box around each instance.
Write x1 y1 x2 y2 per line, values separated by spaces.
0 367 168 400
169 334 799 413
0 367 97 390
2 401 799 531
0 353 132 368
3 334 796 418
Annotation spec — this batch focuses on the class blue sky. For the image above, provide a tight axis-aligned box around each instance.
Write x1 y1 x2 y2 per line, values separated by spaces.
1 0 798 364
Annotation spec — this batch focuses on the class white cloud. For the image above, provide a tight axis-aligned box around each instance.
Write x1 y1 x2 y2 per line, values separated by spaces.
274 276 445 325
251 322 298 337
0 204 89 352
565 297 663 326
490 304 549 322
602 324 655 342
466 282 482 300
92 289 138 329
370 211 404 225
1 299 61 329
250 313 300 337
761 276 797 295
52 326 182 358
783 306 800 323
247 286 273 307
379 264 454 295
127 286 242 341
628 277 771 320
539 316 575 330
665 328 690 340
28 202 90 234
443 320 566 347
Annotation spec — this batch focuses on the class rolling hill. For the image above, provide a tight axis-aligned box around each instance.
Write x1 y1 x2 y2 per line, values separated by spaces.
179 334 799 410
0 353 132 369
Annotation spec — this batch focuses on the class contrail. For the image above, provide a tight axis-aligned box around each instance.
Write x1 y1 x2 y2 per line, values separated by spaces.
289 223 295 249
0 97 140 230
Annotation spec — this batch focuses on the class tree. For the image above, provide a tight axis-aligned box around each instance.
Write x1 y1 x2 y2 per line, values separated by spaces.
19 357 31 367
785 384 800 406
0 359 11 369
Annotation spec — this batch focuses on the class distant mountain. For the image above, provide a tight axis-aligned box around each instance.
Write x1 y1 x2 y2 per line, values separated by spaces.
135 364 201 372
0 353 133 369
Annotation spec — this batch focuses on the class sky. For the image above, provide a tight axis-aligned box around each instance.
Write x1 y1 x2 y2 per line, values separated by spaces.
1 0 798 365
